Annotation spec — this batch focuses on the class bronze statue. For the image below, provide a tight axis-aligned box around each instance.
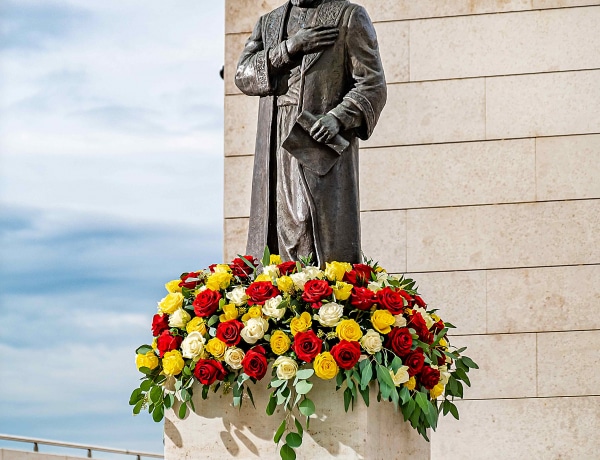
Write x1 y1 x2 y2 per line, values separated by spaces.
235 0 386 266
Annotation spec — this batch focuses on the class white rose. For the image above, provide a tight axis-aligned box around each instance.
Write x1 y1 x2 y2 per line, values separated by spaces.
438 365 451 386
290 272 310 290
367 281 383 292
274 356 298 380
181 331 206 359
262 264 280 279
390 366 410 386
262 295 285 320
168 308 191 328
413 306 434 329
224 347 245 369
393 315 407 328
376 271 389 283
314 302 344 327
302 266 324 280
240 317 269 344
226 286 248 306
360 329 383 354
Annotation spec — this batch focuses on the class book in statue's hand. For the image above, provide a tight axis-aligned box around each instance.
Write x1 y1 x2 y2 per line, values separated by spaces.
282 110 350 176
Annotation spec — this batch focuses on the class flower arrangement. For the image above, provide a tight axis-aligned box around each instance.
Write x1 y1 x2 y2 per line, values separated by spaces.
130 250 477 460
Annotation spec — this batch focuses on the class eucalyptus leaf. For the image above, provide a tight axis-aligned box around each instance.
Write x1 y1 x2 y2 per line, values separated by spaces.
376 365 396 389
133 399 144 415
415 392 430 414
140 380 152 392
285 432 302 449
280 444 296 460
295 369 315 380
298 398 315 417
178 402 188 419
295 380 313 395
360 362 373 389
136 345 153 355
129 388 142 405
274 419 286 443
152 404 164 423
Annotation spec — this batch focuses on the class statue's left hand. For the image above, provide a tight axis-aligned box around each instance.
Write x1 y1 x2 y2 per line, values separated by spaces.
309 114 341 144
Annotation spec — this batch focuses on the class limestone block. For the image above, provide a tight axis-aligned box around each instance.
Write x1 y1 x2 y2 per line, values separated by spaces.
532 0 600 7
360 210 406 274
537 330 600 397
432 396 600 459
406 199 600 272
486 69 600 139
536 134 600 201
373 22 409 84
224 155 253 218
224 95 258 157
364 79 486 148
447 333 537 400
360 139 535 211
224 218 249 262
487 264 600 333
405 270 487 336
164 379 430 459
410 6 600 81
224 33 247 96
225 0 281 34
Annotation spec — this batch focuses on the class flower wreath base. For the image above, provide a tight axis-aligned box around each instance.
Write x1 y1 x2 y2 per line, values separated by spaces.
130 250 478 460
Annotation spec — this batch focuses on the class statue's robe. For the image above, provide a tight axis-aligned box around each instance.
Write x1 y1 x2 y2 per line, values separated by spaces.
235 0 386 266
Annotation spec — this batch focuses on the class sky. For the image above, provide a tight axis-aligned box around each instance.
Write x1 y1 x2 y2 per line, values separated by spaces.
0 0 225 456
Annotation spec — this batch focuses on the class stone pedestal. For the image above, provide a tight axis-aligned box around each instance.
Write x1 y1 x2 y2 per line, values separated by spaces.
164 378 430 459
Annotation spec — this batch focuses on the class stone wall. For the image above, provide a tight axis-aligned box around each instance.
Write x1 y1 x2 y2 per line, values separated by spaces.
223 1 600 458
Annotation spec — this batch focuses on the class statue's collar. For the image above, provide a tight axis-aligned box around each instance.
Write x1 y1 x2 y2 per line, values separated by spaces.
290 0 322 8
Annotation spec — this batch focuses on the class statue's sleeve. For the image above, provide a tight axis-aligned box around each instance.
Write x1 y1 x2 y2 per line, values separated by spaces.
328 5 387 140
235 16 293 97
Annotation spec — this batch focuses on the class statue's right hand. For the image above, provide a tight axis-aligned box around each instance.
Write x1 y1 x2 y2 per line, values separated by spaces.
286 26 339 56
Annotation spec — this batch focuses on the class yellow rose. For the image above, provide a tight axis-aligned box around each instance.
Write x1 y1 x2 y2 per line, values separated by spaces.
431 313 441 322
213 264 231 273
270 254 282 265
277 276 294 293
325 261 352 282
371 310 395 334
336 319 363 341
162 350 185 376
165 279 182 293
290 312 312 336
332 281 353 301
404 376 416 391
186 316 207 335
255 273 271 282
270 330 291 355
313 352 339 380
430 383 445 399
219 303 239 322
205 338 227 359
135 351 159 370
242 306 263 322
158 292 184 315
151 338 158 351
206 271 232 291
439 337 448 349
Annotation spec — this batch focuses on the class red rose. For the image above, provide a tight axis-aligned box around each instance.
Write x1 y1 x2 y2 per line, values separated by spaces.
399 290 414 307
385 327 413 357
230 255 257 278
419 365 441 390
277 261 298 275
292 330 322 363
216 319 244 346
241 347 268 380
330 340 361 370
179 271 201 289
193 359 227 385
156 331 183 358
246 281 280 306
405 349 425 376
302 279 333 306
151 314 170 337
409 312 434 344
377 287 405 315
193 289 222 317
432 319 445 333
350 287 376 311
343 263 374 286
414 295 427 309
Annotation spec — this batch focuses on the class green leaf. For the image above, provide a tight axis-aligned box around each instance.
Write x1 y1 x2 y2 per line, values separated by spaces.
399 386 410 404
295 380 313 395
461 356 479 369
138 366 152 375
266 394 277 416
140 380 152 392
277 387 290 405
409 405 421 427
149 385 162 404
274 419 286 443
132 399 144 415
444 322 456 329
415 392 430 414
181 388 191 402
129 388 143 405
376 365 396 389
207 315 219 327
390 356 403 373
360 361 373 389
285 432 302 448
455 368 471 387
152 404 164 422
295 369 315 380
298 398 315 417
343 387 352 412
280 444 296 460
136 345 153 355
294 417 303 437
261 246 271 268
358 385 370 407
182 366 192 377
246 386 256 408
178 402 188 419
448 401 459 420
270 379 286 388
164 393 175 409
